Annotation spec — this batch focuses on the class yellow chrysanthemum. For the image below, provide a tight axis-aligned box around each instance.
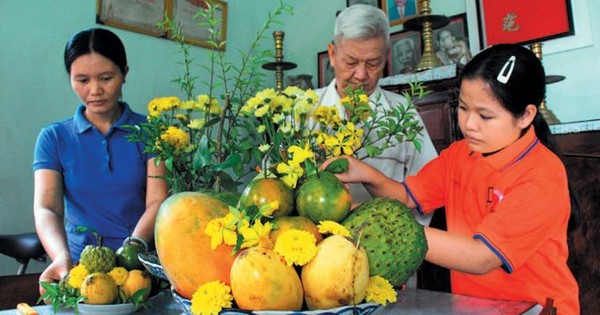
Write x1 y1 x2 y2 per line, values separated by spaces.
273 229 317 266
255 88 277 101
179 100 197 110
108 266 129 286
258 144 270 153
196 94 222 115
190 281 233 315
147 96 181 117
254 104 269 118
68 264 89 289
257 125 266 133
205 213 238 250
317 221 351 237
271 94 293 114
365 276 397 305
160 126 190 151
188 119 204 130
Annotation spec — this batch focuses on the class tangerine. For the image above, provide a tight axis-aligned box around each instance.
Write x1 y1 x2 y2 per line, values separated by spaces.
238 177 294 217
80 273 118 305
296 171 352 223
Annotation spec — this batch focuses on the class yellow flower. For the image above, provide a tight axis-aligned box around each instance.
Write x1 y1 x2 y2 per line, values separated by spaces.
365 276 397 305
68 264 89 289
196 94 222 115
147 96 181 117
255 88 277 101
276 160 304 189
255 104 270 118
188 119 204 130
288 144 314 164
273 229 317 266
108 267 129 286
160 126 190 151
190 281 233 315
317 221 351 237
271 94 293 114
239 220 273 249
257 125 266 133
258 144 270 153
175 113 188 121
205 213 238 250
179 100 197 110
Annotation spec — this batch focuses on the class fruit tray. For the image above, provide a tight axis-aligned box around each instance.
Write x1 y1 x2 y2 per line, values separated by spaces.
171 288 382 315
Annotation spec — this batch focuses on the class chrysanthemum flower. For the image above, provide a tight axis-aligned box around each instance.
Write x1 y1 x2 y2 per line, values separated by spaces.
160 126 190 151
147 96 181 117
190 281 233 315
317 221 351 237
68 264 89 289
365 276 397 305
273 229 317 266
108 266 129 286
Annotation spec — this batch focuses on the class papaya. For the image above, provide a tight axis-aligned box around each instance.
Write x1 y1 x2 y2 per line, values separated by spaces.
155 192 235 299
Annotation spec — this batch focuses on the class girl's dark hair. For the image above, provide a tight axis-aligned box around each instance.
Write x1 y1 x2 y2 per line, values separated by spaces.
460 43 579 231
64 28 127 75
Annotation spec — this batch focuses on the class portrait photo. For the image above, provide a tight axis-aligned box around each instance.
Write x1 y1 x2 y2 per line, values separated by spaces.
383 0 420 26
432 13 472 66
317 50 336 88
388 30 421 76
346 0 382 8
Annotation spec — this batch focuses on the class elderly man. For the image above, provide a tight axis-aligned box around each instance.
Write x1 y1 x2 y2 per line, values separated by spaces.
315 4 437 225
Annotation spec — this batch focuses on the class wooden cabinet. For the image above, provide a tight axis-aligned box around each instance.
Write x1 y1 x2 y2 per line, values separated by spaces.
382 76 461 154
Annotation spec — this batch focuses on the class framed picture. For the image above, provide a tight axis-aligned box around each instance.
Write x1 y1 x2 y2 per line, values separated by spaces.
388 30 421 76
171 0 228 50
382 0 421 26
96 0 167 37
317 50 335 88
432 13 472 66
475 0 574 48
346 0 382 8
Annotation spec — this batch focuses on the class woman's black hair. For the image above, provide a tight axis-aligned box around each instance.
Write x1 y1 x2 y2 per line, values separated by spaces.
460 44 580 231
64 28 127 75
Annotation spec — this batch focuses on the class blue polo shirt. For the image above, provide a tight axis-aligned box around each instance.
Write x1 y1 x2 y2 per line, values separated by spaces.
33 102 151 261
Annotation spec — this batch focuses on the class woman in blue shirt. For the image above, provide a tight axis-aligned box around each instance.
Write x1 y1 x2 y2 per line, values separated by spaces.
33 28 168 286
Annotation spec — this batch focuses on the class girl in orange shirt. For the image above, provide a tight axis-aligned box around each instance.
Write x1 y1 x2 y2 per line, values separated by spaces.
326 44 580 314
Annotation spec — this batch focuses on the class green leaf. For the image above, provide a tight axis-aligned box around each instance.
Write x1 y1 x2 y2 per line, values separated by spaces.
324 158 348 173
213 154 242 171
193 135 211 170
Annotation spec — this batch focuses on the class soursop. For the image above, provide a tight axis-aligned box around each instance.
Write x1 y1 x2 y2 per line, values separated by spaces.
342 197 427 287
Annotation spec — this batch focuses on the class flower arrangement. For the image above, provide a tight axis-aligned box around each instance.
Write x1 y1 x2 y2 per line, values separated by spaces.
126 1 294 194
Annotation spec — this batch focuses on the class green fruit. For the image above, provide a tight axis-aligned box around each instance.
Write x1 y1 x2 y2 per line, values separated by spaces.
80 245 117 274
238 177 294 217
296 171 352 223
342 197 428 287
116 243 145 271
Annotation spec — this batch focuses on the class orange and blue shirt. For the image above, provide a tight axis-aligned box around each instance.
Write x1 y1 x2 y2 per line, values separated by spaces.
404 127 579 314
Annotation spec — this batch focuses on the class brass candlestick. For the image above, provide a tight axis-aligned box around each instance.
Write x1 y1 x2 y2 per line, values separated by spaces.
530 42 563 125
404 0 450 71
262 31 297 91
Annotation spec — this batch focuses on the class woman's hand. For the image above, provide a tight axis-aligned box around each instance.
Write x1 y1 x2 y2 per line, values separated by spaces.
38 253 72 302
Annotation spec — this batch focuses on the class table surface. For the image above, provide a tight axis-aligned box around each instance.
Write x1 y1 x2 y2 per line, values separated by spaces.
0 288 539 315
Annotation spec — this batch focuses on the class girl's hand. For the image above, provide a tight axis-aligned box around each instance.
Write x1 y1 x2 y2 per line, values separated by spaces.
321 155 380 186
38 254 72 301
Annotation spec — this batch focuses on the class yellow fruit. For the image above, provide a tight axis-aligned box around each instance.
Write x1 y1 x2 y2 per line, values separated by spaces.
301 235 370 310
270 216 323 245
120 269 152 299
230 247 303 311
80 273 118 305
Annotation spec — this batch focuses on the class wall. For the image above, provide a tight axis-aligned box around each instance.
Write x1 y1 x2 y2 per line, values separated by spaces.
0 0 598 276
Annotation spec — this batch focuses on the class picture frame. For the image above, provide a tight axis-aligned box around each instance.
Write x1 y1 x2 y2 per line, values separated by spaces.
96 0 167 37
96 0 228 50
317 50 335 88
475 0 574 49
388 29 421 76
346 0 382 9
382 0 421 26
432 13 472 66
171 0 228 50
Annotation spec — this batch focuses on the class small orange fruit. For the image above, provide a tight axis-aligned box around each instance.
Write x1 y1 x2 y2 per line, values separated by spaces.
120 269 152 299
238 177 294 217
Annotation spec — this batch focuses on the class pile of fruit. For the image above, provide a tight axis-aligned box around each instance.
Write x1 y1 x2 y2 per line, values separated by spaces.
40 229 154 313
155 167 428 314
